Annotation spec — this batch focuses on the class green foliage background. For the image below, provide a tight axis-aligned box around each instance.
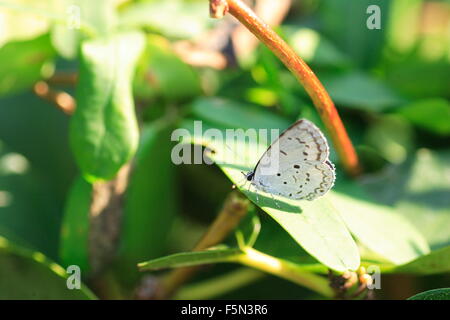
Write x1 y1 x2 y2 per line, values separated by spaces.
0 0 449 299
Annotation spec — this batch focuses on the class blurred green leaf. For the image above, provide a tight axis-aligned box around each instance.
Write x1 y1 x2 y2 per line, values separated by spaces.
319 0 391 68
0 0 50 46
50 0 117 59
116 120 177 283
386 0 423 54
190 97 290 131
0 236 96 299
396 98 450 136
135 35 201 101
408 288 450 300
285 27 350 68
365 115 414 164
70 31 145 181
386 59 450 99
139 246 242 271
0 33 55 97
323 72 406 111
119 0 213 39
59 176 91 274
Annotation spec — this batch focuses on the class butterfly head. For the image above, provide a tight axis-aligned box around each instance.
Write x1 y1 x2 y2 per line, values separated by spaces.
242 171 255 181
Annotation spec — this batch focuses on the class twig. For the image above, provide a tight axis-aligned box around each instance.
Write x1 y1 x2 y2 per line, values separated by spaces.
33 81 76 115
47 72 78 86
211 0 361 176
232 0 292 60
156 191 250 299
239 247 334 298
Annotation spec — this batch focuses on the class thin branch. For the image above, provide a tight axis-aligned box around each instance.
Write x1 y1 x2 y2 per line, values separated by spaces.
33 81 76 115
239 247 334 298
212 0 361 176
156 191 250 299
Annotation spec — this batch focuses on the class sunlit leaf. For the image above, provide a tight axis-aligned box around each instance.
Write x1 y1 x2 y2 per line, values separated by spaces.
119 0 214 39
330 178 429 265
362 149 450 250
138 246 242 271
50 0 117 59
70 31 145 181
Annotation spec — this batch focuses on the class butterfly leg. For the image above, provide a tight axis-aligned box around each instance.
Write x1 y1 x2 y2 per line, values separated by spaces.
268 192 281 209
247 182 261 203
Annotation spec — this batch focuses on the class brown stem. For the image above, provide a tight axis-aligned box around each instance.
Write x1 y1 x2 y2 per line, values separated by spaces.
156 191 249 299
33 81 76 115
47 72 78 86
214 0 361 176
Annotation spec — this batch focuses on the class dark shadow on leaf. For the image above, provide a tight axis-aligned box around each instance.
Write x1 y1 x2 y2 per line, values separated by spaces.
239 188 302 214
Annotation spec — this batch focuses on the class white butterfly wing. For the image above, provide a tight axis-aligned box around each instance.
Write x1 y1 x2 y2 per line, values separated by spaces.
255 161 335 200
252 119 335 200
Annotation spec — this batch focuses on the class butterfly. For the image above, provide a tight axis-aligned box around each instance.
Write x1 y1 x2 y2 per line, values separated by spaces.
243 119 335 201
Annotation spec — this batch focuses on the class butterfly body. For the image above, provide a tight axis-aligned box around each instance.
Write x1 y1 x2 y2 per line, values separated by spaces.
245 119 335 201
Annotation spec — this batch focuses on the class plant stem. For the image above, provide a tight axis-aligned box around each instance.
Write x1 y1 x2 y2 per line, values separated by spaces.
238 247 334 298
214 0 361 176
158 192 250 299
33 81 76 115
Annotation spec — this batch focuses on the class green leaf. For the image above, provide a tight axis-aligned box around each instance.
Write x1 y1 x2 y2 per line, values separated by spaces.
362 149 450 250
386 0 423 53
285 27 350 68
241 211 328 273
396 98 450 136
330 178 430 265
394 245 450 275
60 176 91 274
266 197 361 272
138 247 242 271
180 111 360 272
364 115 414 164
319 0 391 68
50 0 117 59
140 246 333 297
70 31 145 181
119 0 214 39
116 121 177 282
323 72 405 112
0 236 96 299
408 288 450 300
190 97 290 131
386 59 450 99
0 33 55 97
135 35 201 101
0 0 50 45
